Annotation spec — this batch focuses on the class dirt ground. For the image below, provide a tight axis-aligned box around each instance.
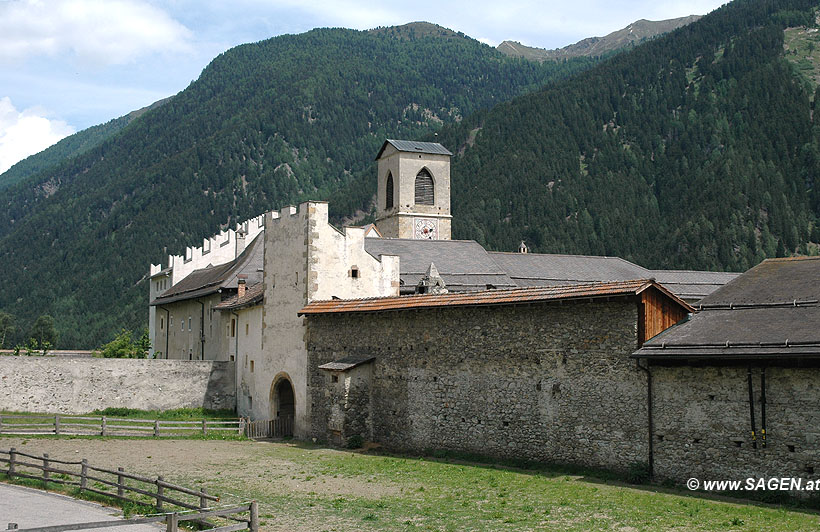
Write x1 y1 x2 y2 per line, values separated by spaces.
1 437 396 531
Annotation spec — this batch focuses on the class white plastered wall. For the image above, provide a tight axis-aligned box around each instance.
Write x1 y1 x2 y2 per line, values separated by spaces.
243 202 399 436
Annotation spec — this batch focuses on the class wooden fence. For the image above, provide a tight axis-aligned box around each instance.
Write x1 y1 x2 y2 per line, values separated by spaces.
243 417 293 439
0 414 245 438
1 447 221 512
5 502 258 532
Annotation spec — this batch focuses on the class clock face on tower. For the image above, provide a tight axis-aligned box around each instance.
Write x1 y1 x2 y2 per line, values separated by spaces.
414 218 438 240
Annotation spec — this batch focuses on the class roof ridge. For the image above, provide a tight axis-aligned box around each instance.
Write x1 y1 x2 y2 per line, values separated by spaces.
302 279 657 309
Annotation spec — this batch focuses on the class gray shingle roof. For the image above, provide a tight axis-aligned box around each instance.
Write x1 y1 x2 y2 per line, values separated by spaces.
375 139 453 160
364 238 516 293
150 233 264 306
633 257 820 361
649 270 740 302
698 257 820 306
489 251 651 285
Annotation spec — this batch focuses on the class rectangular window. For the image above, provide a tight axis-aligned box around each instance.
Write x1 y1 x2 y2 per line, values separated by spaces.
245 323 249 336
160 317 164 330
231 318 236 338
230 355 235 362
188 317 192 331
250 360 255 372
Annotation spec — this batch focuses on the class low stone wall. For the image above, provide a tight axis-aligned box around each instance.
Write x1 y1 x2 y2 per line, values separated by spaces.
0 356 235 414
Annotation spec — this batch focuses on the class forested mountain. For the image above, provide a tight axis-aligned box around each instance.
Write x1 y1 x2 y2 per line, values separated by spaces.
0 24 597 348
433 0 820 271
497 15 701 61
0 98 169 191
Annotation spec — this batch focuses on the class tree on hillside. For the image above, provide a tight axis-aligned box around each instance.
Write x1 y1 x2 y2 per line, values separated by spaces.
0 312 14 348
29 315 57 350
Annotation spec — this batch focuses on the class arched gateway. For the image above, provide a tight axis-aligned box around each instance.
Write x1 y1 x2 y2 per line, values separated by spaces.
270 374 295 437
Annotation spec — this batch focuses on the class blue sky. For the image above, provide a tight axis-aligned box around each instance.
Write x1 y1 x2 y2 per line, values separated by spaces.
0 0 727 173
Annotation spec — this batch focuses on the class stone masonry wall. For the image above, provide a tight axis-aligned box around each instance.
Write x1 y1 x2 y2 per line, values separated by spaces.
0 356 235 414
652 364 820 488
307 299 648 472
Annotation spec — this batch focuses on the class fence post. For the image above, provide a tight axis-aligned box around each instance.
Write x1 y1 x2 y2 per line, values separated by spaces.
117 467 125 498
238 417 245 435
156 476 164 510
8 448 16 476
202 419 207 436
199 488 208 510
101 416 107 436
154 420 160 437
80 459 88 490
54 414 60 435
42 453 50 481
166 513 178 532
249 501 259 532
0 414 4 433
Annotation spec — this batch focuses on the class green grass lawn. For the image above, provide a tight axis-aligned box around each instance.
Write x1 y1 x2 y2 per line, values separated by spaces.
2 437 819 530
169 442 820 532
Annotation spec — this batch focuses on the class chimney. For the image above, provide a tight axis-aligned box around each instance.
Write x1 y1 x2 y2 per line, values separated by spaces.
235 229 247 257
237 276 247 299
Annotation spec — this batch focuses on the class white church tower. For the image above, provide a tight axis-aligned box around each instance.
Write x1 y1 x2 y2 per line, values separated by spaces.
374 139 452 240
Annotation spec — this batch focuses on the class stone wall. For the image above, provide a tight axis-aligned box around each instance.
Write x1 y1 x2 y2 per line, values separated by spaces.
0 356 235 414
307 299 649 472
652 364 820 486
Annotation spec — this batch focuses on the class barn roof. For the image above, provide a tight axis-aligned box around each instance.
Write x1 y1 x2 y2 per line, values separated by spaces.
633 257 820 361
299 279 691 315
375 139 453 159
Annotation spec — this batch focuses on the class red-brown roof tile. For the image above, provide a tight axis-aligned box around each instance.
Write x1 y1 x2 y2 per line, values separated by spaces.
299 279 693 315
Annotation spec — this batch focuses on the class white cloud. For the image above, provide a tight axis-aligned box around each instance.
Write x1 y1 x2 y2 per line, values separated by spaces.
0 0 192 65
0 97 75 174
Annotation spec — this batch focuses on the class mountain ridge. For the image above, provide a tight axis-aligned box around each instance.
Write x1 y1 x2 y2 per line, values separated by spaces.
498 15 702 61
0 25 598 348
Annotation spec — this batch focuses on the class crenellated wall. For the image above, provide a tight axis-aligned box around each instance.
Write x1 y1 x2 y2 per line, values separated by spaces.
149 213 268 286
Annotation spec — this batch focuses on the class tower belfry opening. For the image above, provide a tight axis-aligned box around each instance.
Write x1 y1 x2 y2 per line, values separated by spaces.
374 139 453 240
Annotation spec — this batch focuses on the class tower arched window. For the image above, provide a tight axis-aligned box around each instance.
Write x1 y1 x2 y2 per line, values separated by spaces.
385 172 394 209
415 168 434 205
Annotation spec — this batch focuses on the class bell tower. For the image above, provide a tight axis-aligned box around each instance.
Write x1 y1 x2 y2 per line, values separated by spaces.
374 139 452 240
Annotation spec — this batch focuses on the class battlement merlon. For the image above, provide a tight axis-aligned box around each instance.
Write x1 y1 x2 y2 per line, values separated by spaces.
154 211 271 287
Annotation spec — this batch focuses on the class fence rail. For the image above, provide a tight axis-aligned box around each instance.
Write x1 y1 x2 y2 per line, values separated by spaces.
1 447 221 515
243 417 293 439
4 501 258 532
0 414 245 438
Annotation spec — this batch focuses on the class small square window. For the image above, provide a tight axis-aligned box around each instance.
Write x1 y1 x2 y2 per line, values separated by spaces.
331 375 339 383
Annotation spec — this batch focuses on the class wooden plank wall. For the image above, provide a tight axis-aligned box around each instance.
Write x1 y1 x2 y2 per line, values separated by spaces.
640 287 689 344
